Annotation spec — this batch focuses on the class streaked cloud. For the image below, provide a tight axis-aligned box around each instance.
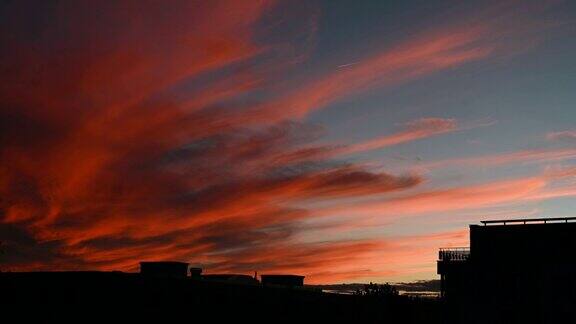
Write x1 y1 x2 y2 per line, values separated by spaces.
421 148 576 170
547 130 576 142
0 0 570 283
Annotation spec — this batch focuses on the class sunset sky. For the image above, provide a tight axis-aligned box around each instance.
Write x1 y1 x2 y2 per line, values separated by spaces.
1 0 576 283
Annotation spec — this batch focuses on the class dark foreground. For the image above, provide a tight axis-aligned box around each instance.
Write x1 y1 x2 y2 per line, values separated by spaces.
1 272 441 323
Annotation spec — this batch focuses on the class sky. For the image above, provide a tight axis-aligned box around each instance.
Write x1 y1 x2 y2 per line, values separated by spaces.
1 0 575 284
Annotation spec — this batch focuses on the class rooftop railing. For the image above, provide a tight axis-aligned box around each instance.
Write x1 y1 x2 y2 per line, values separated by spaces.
480 217 576 226
438 247 470 262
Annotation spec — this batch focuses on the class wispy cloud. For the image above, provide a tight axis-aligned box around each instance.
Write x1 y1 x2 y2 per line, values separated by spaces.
318 168 576 222
0 0 565 283
421 148 576 170
547 130 576 142
341 118 458 155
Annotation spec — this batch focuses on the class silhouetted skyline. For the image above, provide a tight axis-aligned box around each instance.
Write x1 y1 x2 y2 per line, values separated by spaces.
1 264 441 323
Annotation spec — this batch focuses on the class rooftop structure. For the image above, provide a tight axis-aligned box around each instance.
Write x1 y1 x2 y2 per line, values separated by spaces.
189 267 202 279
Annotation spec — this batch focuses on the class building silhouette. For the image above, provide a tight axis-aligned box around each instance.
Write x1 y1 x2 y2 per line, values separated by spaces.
140 261 189 278
261 274 305 287
0 258 443 323
438 217 576 324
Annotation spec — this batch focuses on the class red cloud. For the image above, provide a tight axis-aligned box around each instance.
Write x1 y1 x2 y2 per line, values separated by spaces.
0 0 560 283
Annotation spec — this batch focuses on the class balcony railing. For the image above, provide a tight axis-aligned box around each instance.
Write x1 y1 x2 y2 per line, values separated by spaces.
438 247 470 261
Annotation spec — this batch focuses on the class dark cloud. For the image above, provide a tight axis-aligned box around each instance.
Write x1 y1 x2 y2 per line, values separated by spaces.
0 223 73 269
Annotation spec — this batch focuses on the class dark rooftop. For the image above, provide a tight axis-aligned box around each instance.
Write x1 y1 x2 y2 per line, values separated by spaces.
479 216 576 226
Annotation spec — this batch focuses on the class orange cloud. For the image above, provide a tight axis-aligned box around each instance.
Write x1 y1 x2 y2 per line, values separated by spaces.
0 0 560 283
317 168 576 225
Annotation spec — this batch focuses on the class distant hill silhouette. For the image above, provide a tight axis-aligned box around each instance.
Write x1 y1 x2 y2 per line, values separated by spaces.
309 280 440 297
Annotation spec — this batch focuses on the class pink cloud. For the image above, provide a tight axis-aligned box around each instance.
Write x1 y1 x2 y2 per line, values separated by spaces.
319 177 547 218
340 118 458 155
547 130 576 142
421 148 576 170
0 0 564 283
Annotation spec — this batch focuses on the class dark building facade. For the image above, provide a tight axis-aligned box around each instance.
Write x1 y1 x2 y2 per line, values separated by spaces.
140 261 189 278
438 217 576 324
261 274 305 287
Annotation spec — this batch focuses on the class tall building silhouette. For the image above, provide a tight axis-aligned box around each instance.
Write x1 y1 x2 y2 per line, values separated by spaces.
438 217 576 324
